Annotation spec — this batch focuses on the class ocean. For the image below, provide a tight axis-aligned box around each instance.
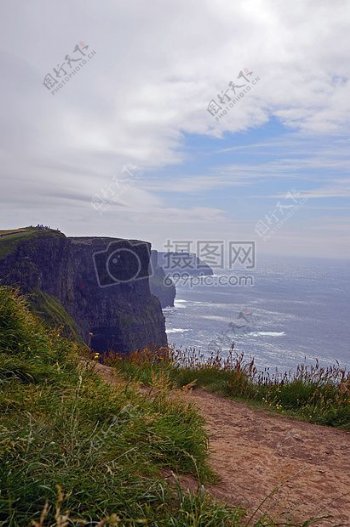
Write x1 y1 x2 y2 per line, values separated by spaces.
164 255 350 373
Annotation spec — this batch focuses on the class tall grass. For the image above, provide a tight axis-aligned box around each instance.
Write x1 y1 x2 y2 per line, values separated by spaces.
109 347 350 429
0 287 293 526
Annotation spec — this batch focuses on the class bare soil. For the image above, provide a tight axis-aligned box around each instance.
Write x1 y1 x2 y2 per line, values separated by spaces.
94 363 350 526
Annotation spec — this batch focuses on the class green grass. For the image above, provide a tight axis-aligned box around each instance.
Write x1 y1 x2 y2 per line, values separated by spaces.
0 228 30 236
28 289 81 341
0 287 296 526
0 226 64 260
110 348 350 430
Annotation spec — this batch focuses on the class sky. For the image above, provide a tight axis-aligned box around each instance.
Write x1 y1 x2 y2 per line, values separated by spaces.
0 0 349 260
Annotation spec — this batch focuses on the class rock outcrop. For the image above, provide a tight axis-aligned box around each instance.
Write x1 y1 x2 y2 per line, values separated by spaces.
0 228 167 353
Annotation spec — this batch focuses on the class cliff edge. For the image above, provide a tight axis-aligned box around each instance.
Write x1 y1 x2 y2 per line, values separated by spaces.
0 227 167 353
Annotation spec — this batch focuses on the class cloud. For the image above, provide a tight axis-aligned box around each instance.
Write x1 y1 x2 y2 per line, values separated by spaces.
265 177 350 201
0 0 350 257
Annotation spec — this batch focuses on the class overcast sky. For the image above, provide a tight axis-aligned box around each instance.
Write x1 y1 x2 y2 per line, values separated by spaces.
0 0 349 259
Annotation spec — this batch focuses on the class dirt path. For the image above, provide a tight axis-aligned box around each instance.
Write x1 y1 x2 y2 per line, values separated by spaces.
93 363 350 526
183 390 350 526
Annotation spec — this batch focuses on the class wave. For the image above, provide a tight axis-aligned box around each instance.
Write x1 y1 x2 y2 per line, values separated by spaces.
248 331 286 337
167 328 190 334
201 314 231 322
174 299 187 309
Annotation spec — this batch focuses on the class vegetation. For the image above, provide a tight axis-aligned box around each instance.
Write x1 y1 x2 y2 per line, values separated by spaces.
0 287 295 526
111 347 350 430
0 226 63 260
28 289 81 341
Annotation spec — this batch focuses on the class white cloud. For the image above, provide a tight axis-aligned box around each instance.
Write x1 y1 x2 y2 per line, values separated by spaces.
0 0 349 257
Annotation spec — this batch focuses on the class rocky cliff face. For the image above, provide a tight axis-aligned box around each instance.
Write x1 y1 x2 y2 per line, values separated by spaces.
149 250 176 308
0 229 167 353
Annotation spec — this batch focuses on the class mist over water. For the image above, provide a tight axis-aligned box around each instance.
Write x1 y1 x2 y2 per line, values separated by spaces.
164 255 350 372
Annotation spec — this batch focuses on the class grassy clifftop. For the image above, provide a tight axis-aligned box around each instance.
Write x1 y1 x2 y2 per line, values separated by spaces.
0 226 64 260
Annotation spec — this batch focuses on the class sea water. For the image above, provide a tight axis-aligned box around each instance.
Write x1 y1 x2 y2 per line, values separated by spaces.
164 255 350 372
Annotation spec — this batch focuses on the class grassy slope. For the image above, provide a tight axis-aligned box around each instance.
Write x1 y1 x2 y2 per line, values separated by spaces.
28 289 81 341
1 287 290 526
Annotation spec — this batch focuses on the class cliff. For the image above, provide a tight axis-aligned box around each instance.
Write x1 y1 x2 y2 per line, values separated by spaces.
0 227 167 353
149 250 176 308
